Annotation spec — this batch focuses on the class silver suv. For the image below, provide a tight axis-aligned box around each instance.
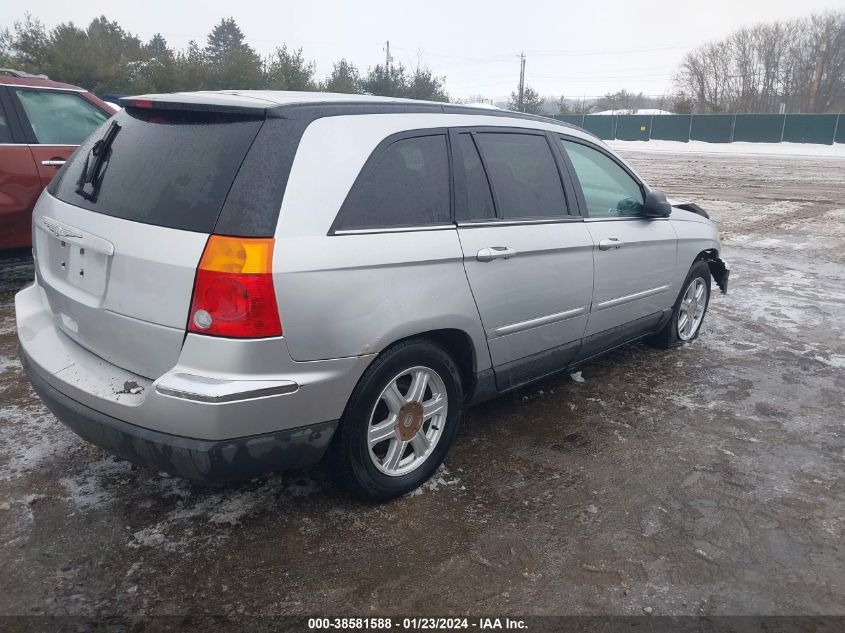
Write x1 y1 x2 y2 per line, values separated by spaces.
16 91 729 500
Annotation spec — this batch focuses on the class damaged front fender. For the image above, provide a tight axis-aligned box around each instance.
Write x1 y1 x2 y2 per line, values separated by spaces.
708 257 730 294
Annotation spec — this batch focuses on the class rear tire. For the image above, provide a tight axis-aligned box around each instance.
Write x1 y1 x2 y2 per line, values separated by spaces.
649 260 712 349
329 339 463 501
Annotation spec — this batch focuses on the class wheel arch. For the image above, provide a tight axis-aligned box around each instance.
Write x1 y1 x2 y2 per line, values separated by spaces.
378 328 478 398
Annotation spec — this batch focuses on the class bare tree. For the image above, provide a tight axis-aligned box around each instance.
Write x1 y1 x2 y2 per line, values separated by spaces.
674 10 844 113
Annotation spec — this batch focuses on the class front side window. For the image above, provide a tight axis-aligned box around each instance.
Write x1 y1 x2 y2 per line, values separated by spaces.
333 134 450 231
473 132 567 220
560 139 644 217
15 89 108 145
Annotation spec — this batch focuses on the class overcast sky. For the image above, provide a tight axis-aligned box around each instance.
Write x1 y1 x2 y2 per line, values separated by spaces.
2 0 843 100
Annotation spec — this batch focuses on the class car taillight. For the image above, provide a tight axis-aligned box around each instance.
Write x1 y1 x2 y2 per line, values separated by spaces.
188 235 282 338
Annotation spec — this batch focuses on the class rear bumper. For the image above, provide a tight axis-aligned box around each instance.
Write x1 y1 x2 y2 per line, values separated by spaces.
22 350 337 482
15 282 373 440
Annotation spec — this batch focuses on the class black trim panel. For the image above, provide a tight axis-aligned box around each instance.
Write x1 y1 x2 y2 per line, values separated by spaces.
574 310 668 363
475 308 673 401
0 86 29 143
493 340 581 392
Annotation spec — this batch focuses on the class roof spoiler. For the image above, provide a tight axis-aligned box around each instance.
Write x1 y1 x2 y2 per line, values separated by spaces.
0 68 50 79
118 95 271 117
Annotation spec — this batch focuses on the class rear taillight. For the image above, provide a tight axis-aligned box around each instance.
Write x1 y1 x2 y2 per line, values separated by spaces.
188 235 282 338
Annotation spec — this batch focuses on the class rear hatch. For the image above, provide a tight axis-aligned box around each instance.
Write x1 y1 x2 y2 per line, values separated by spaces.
34 96 286 378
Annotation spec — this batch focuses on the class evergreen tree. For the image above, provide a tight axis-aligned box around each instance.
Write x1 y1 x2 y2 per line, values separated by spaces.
203 17 262 89
323 59 362 94
264 45 316 91
508 85 544 114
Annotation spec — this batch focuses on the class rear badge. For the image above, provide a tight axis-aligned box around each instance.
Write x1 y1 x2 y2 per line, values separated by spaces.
42 217 83 240
38 217 115 256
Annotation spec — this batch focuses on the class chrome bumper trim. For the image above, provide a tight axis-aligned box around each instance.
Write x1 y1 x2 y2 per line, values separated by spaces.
155 372 299 403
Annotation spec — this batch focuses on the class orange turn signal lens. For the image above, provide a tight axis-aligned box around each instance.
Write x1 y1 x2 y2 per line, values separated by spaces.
198 235 274 274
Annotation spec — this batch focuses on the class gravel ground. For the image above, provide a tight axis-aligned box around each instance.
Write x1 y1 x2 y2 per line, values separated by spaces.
0 149 843 617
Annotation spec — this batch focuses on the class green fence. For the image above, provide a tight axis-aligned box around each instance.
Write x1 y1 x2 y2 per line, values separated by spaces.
650 115 692 142
783 114 839 144
553 113 843 144
614 115 652 141
581 115 615 140
689 115 734 143
733 114 783 143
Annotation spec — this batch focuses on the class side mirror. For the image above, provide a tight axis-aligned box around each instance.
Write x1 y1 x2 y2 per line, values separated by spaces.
642 190 672 218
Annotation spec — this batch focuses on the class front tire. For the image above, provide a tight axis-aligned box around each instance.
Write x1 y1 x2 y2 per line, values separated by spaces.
330 339 463 501
649 260 712 348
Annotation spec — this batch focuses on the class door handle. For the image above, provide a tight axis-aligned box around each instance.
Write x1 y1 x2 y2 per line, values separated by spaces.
477 246 517 262
41 159 66 167
598 237 624 251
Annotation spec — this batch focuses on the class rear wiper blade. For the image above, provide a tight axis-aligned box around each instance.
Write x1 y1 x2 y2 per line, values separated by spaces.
76 120 121 202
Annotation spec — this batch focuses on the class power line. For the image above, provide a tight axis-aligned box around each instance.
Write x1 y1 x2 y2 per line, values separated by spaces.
524 43 692 56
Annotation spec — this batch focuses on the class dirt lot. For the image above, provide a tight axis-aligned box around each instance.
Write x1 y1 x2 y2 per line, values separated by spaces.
0 148 843 618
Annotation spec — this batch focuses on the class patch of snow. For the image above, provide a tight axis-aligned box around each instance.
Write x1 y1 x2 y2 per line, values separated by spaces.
593 108 673 115
406 464 461 496
570 371 585 383
126 472 327 552
59 457 134 510
0 406 74 481
608 139 845 159
0 316 15 335
815 354 845 369
0 356 18 373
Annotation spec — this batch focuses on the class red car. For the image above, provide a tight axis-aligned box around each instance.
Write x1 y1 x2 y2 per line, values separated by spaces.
0 70 114 250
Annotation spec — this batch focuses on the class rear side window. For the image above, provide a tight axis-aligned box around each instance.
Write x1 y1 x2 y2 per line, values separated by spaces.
474 133 567 220
457 133 495 222
15 89 108 144
332 134 450 231
50 108 263 233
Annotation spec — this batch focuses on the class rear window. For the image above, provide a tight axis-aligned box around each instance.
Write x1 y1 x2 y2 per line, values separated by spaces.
50 108 264 233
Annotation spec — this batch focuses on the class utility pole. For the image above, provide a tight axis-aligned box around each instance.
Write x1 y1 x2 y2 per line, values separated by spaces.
385 40 391 72
809 26 830 113
517 52 526 112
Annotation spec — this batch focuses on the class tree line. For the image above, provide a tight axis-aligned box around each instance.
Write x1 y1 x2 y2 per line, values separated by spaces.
673 10 844 113
2 12 842 114
0 15 449 101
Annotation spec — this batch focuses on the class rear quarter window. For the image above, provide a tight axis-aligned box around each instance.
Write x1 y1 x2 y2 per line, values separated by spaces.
331 133 450 231
49 108 264 233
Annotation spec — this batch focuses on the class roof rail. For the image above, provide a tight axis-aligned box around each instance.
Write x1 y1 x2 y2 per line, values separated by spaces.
0 68 50 79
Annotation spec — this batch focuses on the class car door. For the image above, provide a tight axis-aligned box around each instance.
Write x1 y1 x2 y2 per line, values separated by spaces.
454 128 594 390
9 87 109 188
558 137 677 352
0 87 43 250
